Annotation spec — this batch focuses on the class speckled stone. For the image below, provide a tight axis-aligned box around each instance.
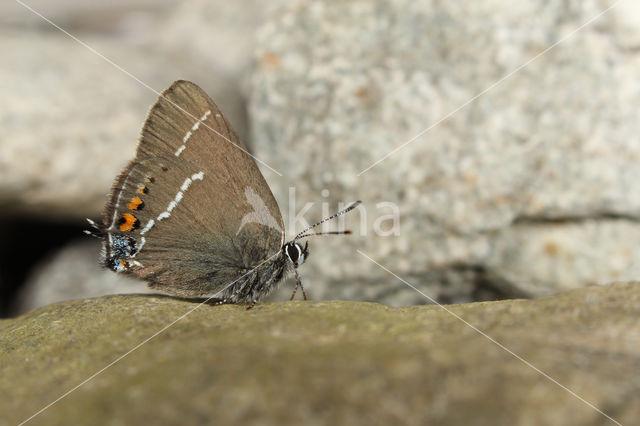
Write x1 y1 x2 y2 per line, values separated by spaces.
1 282 638 425
1 33 151 219
0 27 250 219
488 219 640 297
158 0 293 93
249 0 640 300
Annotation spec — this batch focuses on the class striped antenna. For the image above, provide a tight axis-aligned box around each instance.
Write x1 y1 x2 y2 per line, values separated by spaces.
295 230 352 240
294 201 361 241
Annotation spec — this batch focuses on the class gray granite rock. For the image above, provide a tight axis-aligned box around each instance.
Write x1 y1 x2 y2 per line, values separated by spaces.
159 0 292 93
13 239 151 315
1 33 149 219
0 29 249 219
156 0 295 151
1 0 172 35
249 0 640 300
488 219 640 297
1 282 638 425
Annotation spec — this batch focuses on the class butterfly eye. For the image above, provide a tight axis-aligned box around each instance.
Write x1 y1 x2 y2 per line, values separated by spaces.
285 242 301 264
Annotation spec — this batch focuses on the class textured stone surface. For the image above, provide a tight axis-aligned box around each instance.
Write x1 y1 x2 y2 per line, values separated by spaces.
1 282 638 425
156 0 295 155
3 42 146 218
159 0 293 103
2 0 172 34
249 0 640 299
488 219 640 297
0 1 261 219
1 34 161 218
13 239 151 315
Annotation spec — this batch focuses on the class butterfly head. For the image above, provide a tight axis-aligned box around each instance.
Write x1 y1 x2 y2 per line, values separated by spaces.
282 200 362 269
283 241 309 268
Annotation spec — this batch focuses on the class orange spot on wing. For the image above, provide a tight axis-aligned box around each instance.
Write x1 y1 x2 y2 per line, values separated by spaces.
137 185 148 194
120 260 129 268
128 196 144 210
119 213 139 231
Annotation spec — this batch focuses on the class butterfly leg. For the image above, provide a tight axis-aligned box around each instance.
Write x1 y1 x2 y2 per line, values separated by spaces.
289 283 298 300
289 269 307 301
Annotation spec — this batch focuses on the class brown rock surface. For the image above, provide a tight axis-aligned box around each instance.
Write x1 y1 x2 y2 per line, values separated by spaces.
1 282 638 425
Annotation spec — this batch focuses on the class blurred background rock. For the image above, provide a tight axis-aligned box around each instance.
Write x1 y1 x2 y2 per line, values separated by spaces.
1 0 639 317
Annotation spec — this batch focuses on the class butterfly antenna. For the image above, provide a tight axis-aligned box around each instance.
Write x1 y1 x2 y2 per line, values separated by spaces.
294 200 361 241
295 230 352 240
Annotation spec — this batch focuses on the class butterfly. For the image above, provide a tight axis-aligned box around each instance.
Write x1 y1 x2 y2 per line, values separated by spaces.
86 80 359 308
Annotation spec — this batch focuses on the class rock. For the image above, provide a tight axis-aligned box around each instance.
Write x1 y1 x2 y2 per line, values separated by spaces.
12 239 151 315
488 219 640 297
248 0 640 299
154 0 297 155
1 32 147 219
158 0 294 109
0 20 253 220
1 282 638 425
2 0 172 36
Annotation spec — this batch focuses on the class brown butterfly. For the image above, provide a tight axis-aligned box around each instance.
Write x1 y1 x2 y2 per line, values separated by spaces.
87 80 359 307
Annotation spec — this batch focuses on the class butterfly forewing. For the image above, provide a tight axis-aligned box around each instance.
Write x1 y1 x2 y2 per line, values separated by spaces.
102 81 284 297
